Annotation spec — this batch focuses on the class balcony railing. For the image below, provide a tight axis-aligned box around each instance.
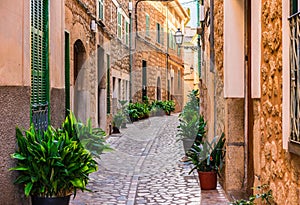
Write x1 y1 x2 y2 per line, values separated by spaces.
289 12 300 145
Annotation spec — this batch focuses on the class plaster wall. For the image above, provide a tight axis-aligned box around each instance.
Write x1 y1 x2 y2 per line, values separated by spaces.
0 1 30 86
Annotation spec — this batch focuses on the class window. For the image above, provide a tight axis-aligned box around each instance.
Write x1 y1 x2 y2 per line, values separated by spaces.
168 30 175 49
117 11 122 39
156 23 161 43
291 0 298 15
125 21 129 45
146 14 150 37
30 0 49 131
107 54 111 114
290 1 300 145
98 0 104 20
118 78 122 99
142 60 147 100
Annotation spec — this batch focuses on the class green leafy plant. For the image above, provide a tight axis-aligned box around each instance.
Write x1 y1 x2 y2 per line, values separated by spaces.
188 133 225 173
126 102 150 121
10 112 110 198
162 100 175 115
62 112 112 157
149 100 175 116
230 184 274 205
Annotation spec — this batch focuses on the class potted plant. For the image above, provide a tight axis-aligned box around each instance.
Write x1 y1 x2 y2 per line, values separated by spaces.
162 100 175 115
118 100 128 128
10 112 109 205
188 133 225 190
112 111 126 133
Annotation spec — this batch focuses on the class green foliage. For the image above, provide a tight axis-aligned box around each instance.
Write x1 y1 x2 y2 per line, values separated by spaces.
126 102 150 121
230 184 274 205
61 112 112 157
188 133 225 173
177 90 204 143
10 112 110 198
150 100 175 116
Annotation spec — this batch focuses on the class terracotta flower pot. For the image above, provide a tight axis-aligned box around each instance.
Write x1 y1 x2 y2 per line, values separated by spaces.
198 171 217 190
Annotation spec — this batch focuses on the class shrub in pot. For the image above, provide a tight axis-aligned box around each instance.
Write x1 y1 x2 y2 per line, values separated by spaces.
10 113 109 204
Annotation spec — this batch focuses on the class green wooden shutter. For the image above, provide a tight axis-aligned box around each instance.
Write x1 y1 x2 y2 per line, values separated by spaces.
117 12 122 39
65 31 70 117
126 21 129 45
30 0 49 130
146 14 150 37
99 0 104 20
107 54 111 114
156 23 160 43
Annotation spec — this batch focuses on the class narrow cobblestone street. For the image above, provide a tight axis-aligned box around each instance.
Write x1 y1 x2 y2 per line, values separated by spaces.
70 115 228 205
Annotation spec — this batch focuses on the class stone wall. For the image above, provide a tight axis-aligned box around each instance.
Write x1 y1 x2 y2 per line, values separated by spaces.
256 1 300 204
65 0 98 125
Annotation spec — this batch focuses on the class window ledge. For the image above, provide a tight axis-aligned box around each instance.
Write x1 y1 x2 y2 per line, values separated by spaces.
288 141 300 156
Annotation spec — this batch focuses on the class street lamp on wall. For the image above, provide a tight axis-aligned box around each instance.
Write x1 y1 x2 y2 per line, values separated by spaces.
174 28 184 45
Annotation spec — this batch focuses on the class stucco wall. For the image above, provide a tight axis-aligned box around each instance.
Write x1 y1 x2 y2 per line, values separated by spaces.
256 1 300 204
0 87 30 205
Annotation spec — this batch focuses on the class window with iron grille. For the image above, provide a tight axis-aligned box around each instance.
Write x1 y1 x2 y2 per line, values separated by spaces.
30 0 49 131
99 0 104 20
289 1 300 144
117 11 122 39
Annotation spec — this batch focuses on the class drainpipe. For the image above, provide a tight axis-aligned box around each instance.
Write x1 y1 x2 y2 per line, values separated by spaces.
210 0 217 137
129 1 133 102
197 0 201 79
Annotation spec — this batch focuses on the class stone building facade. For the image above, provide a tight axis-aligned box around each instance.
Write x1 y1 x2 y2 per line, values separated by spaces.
132 0 189 112
0 1 65 204
200 0 300 204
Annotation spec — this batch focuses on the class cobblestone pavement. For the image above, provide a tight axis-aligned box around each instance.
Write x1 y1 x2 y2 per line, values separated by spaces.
70 115 229 205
